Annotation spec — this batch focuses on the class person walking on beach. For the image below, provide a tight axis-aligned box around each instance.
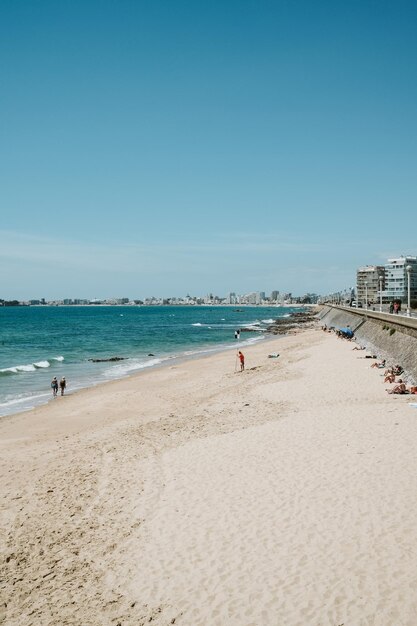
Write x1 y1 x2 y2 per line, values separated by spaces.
51 377 58 397
238 350 245 372
59 377 66 396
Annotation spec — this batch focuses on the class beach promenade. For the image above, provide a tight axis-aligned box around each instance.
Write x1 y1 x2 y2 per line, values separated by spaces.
1 327 417 625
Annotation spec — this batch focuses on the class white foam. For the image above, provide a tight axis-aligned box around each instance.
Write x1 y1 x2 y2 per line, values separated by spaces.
34 361 50 368
1 355 65 377
244 323 264 331
103 358 163 378
0 367 16 375
245 335 265 345
0 391 52 417
182 345 227 357
15 364 36 372
261 319 275 324
192 323 203 326
0 392 49 409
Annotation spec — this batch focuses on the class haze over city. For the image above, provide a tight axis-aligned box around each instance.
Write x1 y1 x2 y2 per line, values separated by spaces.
1 0 416 299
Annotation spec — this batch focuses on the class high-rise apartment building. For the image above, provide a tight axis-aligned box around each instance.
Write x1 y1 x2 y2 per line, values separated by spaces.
383 256 417 302
356 266 385 304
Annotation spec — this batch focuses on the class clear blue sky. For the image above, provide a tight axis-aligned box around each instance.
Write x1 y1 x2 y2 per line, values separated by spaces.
1 0 416 299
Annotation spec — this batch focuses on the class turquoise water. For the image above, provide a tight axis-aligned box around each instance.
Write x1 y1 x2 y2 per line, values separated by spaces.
0 305 301 417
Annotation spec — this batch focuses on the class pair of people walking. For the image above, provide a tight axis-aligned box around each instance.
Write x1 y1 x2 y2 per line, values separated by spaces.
51 376 66 397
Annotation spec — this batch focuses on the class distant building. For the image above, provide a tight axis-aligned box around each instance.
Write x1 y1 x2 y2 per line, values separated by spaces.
300 293 319 304
383 256 417 303
356 266 385 304
245 292 257 305
270 290 280 302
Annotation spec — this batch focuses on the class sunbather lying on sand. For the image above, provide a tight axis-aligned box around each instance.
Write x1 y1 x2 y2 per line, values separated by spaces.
371 359 386 369
386 381 407 394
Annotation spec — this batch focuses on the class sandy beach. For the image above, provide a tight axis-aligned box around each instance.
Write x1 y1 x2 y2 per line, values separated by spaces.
1 327 417 626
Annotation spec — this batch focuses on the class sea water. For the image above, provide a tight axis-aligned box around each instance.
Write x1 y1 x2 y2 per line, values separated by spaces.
0 305 301 417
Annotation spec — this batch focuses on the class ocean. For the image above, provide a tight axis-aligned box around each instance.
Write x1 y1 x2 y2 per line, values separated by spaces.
0 305 302 417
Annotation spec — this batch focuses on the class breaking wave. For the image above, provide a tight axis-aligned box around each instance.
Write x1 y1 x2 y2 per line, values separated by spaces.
0 356 65 376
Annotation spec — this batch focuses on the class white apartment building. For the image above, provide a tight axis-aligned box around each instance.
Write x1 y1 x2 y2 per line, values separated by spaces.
383 256 417 302
225 292 237 304
245 292 258 305
356 266 385 304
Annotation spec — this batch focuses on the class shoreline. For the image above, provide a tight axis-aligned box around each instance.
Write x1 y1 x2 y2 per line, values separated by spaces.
0 329 289 436
0 307 312 421
3 326 417 625
0 330 274 423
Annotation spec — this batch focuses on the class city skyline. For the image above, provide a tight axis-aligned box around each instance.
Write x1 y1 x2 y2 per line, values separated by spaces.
1 1 417 298
1 288 316 306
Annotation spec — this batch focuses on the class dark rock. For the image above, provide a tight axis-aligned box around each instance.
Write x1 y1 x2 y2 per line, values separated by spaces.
240 327 262 333
266 310 317 335
88 356 127 363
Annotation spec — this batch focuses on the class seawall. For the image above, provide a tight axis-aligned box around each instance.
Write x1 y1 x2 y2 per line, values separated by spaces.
318 306 417 383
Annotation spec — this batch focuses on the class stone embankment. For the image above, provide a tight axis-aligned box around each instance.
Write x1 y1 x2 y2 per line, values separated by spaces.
318 305 417 383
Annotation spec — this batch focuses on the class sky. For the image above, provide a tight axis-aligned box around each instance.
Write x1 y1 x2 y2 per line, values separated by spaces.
1 0 417 300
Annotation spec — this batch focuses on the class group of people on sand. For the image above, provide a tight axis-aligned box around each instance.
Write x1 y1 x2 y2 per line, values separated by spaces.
51 376 66 397
369 359 417 395
322 324 354 340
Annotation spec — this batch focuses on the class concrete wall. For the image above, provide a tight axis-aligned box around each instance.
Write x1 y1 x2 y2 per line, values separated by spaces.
319 306 417 383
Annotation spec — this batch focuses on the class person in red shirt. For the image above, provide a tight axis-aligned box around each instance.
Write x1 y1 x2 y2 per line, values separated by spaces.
238 351 245 372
